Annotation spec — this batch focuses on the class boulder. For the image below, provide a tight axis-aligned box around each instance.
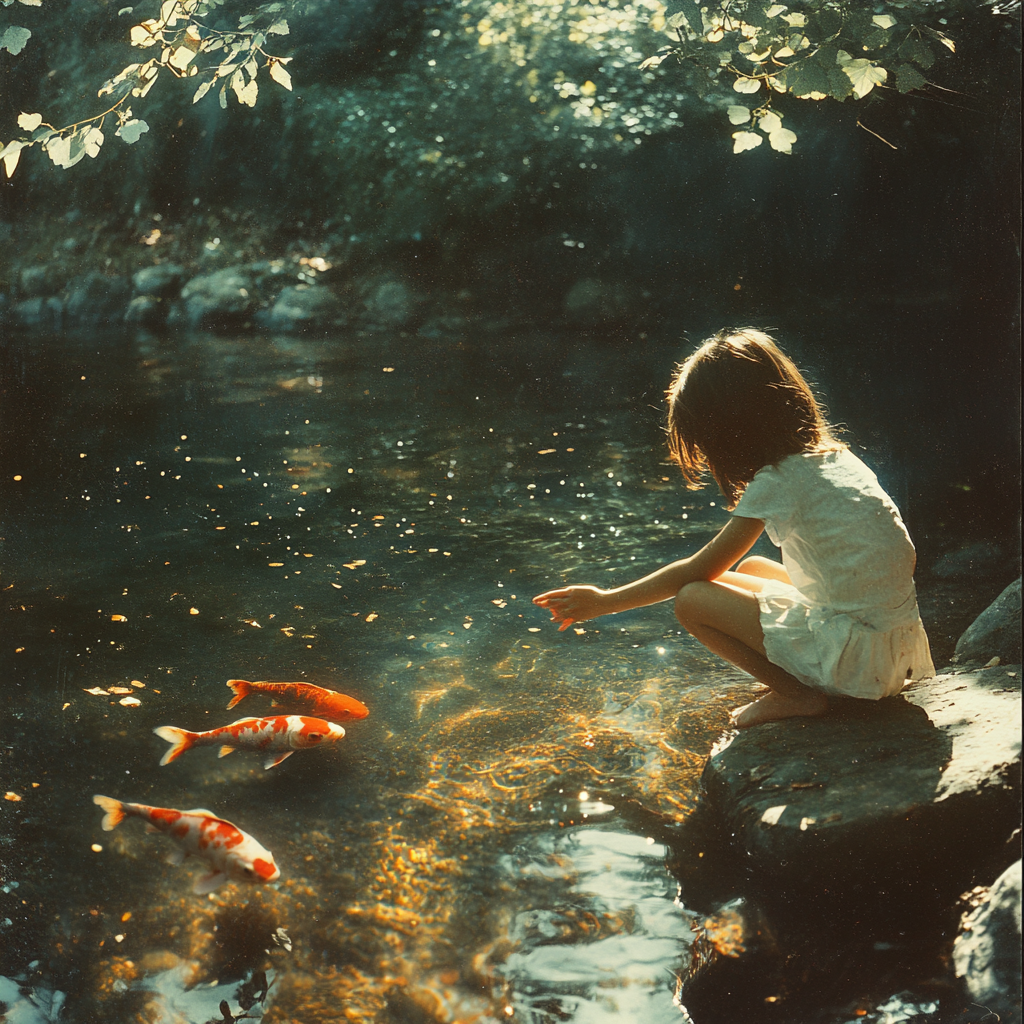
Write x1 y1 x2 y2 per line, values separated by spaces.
698 667 1021 894
173 266 257 330
932 541 1011 580
10 296 64 331
954 577 1022 668
255 285 345 333
62 272 132 326
562 276 640 327
19 263 67 298
132 263 186 298
124 294 168 328
953 859 1022 1021
364 278 421 329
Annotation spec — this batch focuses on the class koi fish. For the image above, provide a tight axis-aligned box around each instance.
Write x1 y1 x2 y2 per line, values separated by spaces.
92 795 280 894
226 679 369 722
154 715 345 770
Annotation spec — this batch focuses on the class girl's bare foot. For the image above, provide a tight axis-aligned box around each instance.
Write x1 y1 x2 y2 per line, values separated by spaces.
730 689 828 729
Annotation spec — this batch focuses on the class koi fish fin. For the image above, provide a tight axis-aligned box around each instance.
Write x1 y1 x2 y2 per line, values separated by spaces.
154 726 196 766
145 824 162 834
225 679 252 710
167 847 188 866
219 745 236 758
193 870 230 895
264 751 294 770
185 808 217 817
93 795 125 831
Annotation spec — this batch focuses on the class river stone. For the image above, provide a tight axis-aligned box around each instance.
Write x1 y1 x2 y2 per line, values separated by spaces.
175 266 256 329
133 263 186 298
953 859 1022 1020
19 263 67 297
124 294 167 328
10 296 64 330
364 278 420 329
954 577 1022 668
699 667 1021 893
63 273 132 326
255 285 345 333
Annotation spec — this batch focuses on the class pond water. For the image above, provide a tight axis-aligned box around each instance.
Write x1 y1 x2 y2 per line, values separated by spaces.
2 327 777 1023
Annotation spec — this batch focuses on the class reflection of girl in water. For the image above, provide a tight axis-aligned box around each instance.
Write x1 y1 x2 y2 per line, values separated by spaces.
534 328 934 728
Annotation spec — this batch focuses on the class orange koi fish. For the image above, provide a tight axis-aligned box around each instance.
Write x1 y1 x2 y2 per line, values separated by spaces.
226 679 369 721
154 715 345 770
92 796 280 895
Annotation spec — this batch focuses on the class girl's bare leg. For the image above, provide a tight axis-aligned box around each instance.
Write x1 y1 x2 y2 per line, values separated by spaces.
674 580 827 728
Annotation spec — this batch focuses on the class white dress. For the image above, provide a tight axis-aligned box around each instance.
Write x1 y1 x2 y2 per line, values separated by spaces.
731 448 935 700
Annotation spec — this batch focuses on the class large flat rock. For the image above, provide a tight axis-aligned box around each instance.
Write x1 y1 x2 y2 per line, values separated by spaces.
699 666 1021 892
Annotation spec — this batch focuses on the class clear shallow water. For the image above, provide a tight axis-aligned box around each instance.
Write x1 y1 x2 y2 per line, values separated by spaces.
1 328 782 1022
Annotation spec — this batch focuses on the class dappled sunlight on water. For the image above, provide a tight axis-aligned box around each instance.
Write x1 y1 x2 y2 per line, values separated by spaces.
1 329 764 1022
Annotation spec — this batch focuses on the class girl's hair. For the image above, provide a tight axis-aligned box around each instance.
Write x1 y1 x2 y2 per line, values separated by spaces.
666 328 842 506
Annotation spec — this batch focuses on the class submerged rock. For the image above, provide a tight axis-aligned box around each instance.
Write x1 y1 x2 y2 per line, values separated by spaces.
173 266 257 330
256 285 345 333
953 859 1022 1020
9 296 63 330
19 263 67 297
63 272 132 327
132 263 187 298
699 666 1021 894
954 576 1022 668
363 277 422 329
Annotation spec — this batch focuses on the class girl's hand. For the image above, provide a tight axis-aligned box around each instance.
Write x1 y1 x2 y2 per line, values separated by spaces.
532 586 609 631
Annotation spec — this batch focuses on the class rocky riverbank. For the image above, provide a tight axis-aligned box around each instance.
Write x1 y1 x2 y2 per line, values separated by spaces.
667 579 1022 1024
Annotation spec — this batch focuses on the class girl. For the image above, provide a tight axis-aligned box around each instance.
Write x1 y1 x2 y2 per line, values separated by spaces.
533 329 934 728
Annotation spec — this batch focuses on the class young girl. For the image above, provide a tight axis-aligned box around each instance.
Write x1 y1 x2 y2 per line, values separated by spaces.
533 329 934 728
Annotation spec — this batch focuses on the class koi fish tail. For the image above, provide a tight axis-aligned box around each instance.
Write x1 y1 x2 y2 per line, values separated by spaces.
93 795 125 831
225 679 253 710
153 726 197 765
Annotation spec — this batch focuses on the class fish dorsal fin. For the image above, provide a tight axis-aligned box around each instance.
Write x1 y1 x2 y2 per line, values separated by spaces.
219 745 237 758
264 751 294 770
184 808 218 817
228 717 259 727
193 871 230 895
145 824 162 834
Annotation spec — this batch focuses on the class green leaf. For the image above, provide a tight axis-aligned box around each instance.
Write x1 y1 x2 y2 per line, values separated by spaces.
767 125 797 153
17 111 42 131
758 110 783 134
785 60 830 97
732 76 762 94
825 66 854 100
44 135 71 167
732 130 763 153
267 18 289 35
268 60 292 91
894 63 926 93
192 78 213 103
664 0 702 37
841 58 887 99
0 138 26 177
727 104 751 125
898 36 935 69
0 24 31 54
115 118 150 144
811 8 841 38
83 126 104 158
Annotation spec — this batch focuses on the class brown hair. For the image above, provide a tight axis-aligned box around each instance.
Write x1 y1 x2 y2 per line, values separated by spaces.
666 328 842 507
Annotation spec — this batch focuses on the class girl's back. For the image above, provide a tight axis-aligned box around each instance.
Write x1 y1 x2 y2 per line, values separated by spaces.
733 448 918 624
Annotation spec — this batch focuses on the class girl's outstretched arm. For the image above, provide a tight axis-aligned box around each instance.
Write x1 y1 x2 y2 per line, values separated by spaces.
533 515 764 631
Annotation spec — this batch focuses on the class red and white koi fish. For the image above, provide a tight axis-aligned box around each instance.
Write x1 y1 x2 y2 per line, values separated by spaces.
154 715 345 770
226 679 369 722
92 796 280 895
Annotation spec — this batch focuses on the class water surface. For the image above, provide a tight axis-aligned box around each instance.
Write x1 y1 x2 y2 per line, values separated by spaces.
2 328 764 1022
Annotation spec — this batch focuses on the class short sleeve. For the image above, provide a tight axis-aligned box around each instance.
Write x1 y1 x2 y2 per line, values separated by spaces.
732 463 789 545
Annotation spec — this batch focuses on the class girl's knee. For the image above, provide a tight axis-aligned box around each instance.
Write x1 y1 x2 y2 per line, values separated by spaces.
737 555 771 575
675 581 711 628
